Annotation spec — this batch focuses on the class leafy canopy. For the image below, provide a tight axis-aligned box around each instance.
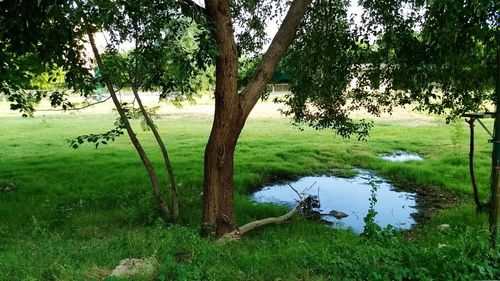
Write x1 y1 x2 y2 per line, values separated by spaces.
0 0 213 115
1 0 497 136
281 0 497 139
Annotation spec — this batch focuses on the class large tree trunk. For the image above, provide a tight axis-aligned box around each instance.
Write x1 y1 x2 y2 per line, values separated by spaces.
203 119 243 236
201 0 240 236
202 0 311 236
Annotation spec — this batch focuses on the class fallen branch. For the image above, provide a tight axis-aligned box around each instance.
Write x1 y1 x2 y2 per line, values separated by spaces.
219 182 317 243
287 183 301 198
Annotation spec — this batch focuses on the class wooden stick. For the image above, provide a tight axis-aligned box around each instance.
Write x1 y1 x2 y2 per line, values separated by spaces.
224 182 317 240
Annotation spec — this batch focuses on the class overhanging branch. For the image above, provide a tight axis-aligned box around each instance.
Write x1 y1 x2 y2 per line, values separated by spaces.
36 96 112 112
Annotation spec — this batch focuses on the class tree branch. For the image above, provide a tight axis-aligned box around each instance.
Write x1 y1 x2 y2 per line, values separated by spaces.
240 0 311 117
36 96 111 112
205 0 239 101
219 182 317 243
288 183 301 198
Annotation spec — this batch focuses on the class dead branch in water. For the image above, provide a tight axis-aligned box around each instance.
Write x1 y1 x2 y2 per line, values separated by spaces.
219 182 317 244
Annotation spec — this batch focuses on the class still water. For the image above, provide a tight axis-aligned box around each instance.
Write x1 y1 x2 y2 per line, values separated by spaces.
252 169 417 233
380 151 423 162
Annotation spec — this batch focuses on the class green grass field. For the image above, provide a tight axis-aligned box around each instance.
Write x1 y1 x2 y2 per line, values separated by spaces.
0 105 499 280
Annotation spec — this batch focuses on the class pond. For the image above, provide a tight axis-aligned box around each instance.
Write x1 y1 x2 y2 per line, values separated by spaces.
252 169 417 233
380 150 423 162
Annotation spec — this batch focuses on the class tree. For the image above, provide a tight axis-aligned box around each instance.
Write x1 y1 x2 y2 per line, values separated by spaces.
0 0 315 236
275 0 497 244
196 0 314 236
0 0 214 223
81 0 215 223
354 0 498 245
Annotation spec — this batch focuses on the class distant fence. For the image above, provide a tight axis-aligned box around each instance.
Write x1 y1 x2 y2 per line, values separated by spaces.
270 83 290 93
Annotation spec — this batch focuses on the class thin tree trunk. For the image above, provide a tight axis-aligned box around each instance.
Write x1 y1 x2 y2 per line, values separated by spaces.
86 30 172 223
130 85 180 220
489 38 500 247
466 118 484 211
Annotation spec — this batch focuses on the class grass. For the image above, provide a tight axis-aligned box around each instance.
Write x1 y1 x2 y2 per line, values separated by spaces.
0 106 499 280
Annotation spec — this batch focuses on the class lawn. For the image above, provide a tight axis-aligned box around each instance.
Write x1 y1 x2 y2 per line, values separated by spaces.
0 102 498 280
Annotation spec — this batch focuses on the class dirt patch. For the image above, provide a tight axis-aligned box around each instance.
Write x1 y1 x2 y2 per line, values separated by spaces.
109 258 157 278
390 179 466 225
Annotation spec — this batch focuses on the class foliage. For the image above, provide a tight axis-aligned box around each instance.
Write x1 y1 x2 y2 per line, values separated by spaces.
280 0 496 143
230 0 290 55
124 105 162 132
7 90 73 117
450 117 467 150
28 67 66 90
90 0 215 103
280 0 374 140
358 0 497 118
238 56 262 91
0 0 216 116
362 180 383 237
0 0 96 102
0 51 72 116
68 118 126 149
2 0 497 135
237 55 275 100
271 62 291 84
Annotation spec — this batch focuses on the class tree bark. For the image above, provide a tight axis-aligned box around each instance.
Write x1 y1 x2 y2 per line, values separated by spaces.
202 0 311 236
489 36 500 247
203 120 243 236
202 0 242 236
86 30 172 223
465 118 485 211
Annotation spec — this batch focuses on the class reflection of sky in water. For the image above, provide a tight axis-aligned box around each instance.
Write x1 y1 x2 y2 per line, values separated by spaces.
252 169 417 233
380 151 423 162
